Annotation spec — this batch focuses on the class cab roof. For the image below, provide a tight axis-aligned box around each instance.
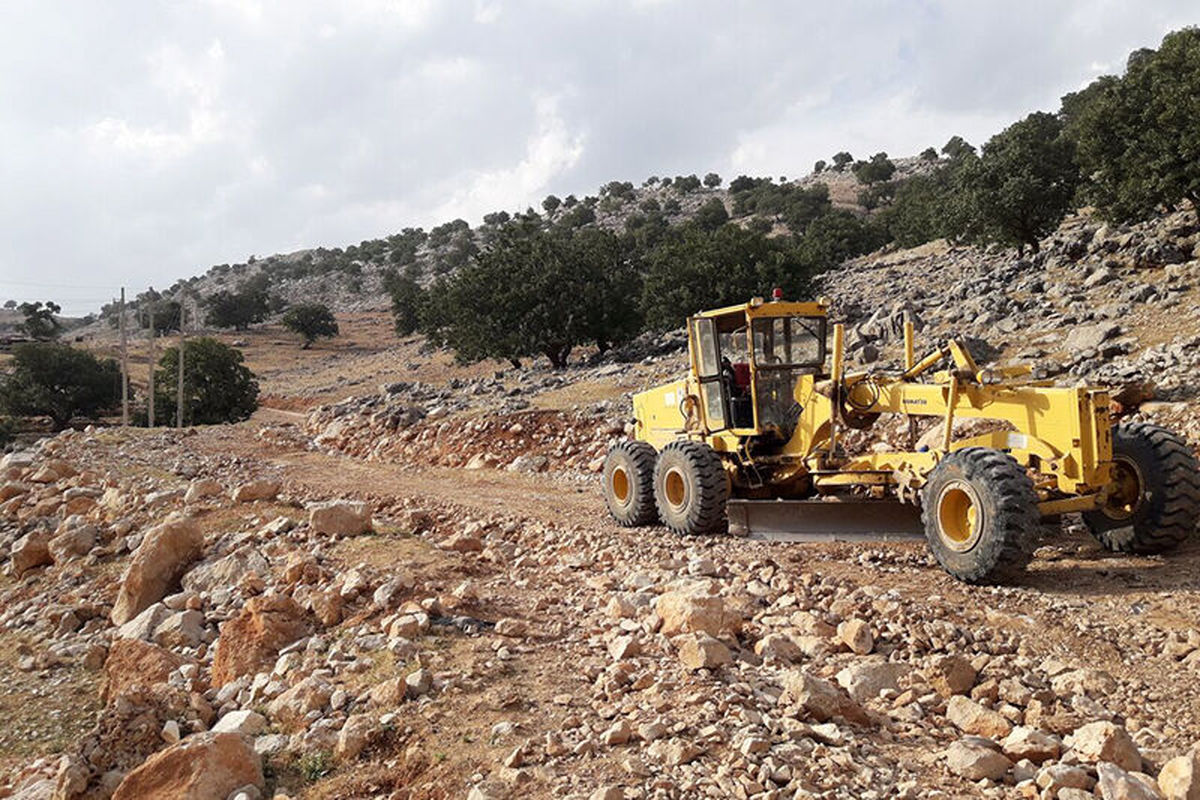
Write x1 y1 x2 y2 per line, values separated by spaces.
694 297 830 320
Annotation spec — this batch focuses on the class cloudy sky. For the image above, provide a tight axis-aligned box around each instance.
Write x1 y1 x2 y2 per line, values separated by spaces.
0 1 1195 313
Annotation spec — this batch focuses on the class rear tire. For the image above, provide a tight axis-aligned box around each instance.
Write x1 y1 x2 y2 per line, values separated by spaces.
1083 422 1200 553
921 447 1038 584
603 441 659 527
653 440 729 536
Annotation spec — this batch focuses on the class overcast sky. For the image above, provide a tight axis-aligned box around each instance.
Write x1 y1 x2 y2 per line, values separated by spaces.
0 1 1195 314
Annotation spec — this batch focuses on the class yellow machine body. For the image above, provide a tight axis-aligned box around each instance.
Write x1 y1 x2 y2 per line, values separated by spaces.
630 296 1117 517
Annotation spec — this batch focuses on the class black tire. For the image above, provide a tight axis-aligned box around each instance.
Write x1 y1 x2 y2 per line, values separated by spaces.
603 441 659 527
921 447 1039 584
653 440 729 536
1083 422 1200 553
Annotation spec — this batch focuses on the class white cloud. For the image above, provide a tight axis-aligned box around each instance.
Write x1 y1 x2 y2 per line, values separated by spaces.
0 0 1196 314
430 95 585 223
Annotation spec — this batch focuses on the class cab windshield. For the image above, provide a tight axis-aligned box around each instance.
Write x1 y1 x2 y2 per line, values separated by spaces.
752 315 825 367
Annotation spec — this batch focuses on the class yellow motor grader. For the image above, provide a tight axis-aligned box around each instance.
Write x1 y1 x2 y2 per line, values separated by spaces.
602 293 1200 583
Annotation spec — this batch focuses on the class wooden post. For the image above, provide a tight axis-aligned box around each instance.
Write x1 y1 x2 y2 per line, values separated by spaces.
176 295 186 428
119 288 129 426
147 299 156 428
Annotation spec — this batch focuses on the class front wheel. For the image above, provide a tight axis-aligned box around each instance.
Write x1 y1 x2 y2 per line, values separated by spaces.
1083 422 1200 553
921 447 1039 584
653 440 729 536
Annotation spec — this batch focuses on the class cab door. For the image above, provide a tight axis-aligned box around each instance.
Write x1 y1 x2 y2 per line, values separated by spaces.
689 316 728 432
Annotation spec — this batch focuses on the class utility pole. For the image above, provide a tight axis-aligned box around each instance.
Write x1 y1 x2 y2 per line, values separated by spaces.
177 294 186 428
119 288 129 426
147 299 156 428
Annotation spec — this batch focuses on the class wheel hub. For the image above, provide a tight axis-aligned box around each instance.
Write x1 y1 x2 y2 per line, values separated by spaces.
664 467 687 510
611 466 630 505
1100 456 1143 521
936 481 983 552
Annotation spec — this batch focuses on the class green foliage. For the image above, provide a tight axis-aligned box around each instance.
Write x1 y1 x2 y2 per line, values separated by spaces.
961 111 1080 253
137 297 181 332
17 301 61 340
920 147 939 161
694 198 730 231
281 303 339 348
542 194 562 214
0 343 120 428
673 174 702 193
851 153 897 185
831 152 853 172
730 180 831 231
204 282 269 330
879 173 956 247
2 300 15 310
298 751 333 783
640 223 815 331
383 270 425 336
703 172 722 188
796 210 890 267
150 338 258 426
0 415 15 447
421 223 640 367
1066 27 1200 221
813 160 826 173
602 181 635 201
941 136 976 160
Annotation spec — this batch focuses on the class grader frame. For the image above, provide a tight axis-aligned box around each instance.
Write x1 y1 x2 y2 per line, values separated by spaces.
605 294 1199 583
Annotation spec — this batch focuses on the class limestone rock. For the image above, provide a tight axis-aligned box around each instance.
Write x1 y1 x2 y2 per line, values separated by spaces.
111 731 262 800
103 639 185 704
182 546 269 595
944 736 1012 781
267 675 332 730
212 710 268 736
1159 750 1200 800
781 670 869 725
231 479 280 503
110 515 205 626
657 590 740 637
1070 721 1141 772
926 654 977 697
835 660 905 704
211 593 308 687
838 618 874 655
9 531 53 575
47 525 97 563
335 713 379 762
1096 762 1166 800
946 694 1013 739
1001 726 1061 764
676 633 731 670
308 500 372 536
183 478 223 503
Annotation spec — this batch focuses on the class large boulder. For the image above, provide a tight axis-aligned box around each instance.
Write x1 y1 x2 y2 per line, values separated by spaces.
110 515 205 626
835 661 906 704
657 590 741 637
47 524 97 563
1069 721 1142 772
781 670 869 725
1096 762 1166 800
231 479 280 503
182 546 269 594
676 633 731 670
211 593 308 687
9 530 53 575
111 732 262 800
267 675 333 730
1159 749 1200 800
946 695 1013 739
103 639 186 704
308 501 372 537
944 737 1012 781
925 654 978 697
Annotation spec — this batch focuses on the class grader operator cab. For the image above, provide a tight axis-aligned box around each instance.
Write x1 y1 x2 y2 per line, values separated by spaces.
603 293 1200 584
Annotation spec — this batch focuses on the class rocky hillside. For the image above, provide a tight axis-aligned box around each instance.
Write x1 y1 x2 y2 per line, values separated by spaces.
159 157 932 316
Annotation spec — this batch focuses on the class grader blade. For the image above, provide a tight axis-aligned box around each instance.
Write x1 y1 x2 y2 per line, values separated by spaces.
727 498 925 542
